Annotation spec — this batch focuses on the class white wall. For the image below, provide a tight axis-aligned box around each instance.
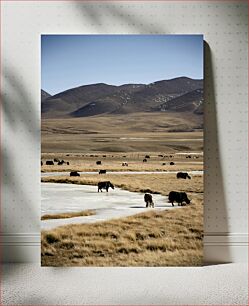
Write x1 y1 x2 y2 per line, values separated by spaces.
1 1 248 263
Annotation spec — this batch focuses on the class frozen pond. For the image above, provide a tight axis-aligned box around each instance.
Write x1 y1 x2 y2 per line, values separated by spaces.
41 183 176 231
41 170 203 177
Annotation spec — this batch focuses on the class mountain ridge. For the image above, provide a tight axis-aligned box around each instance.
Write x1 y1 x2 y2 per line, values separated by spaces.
42 77 203 118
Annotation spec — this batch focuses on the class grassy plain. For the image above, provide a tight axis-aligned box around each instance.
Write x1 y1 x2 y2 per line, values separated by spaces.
41 152 203 173
41 112 203 153
41 112 203 266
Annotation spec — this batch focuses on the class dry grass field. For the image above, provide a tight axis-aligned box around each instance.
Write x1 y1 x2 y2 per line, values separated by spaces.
41 210 95 220
41 112 203 266
41 152 203 173
41 173 203 196
41 173 203 266
42 112 203 153
42 207 203 266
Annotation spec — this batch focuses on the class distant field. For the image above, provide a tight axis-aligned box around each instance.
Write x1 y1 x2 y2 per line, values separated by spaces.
41 112 203 153
41 151 203 173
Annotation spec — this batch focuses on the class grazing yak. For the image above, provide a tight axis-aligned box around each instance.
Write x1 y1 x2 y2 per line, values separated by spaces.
67 162 69 165
144 193 154 208
96 161 102 165
168 191 190 206
70 171 80 177
46 161 54 165
58 160 64 165
145 155 150 159
54 158 59 162
41 161 43 166
99 170 107 174
98 181 114 192
170 162 175 165
122 162 128 166
143 159 147 163
177 172 191 179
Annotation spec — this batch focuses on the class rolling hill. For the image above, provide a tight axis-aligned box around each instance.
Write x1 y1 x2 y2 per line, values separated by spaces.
151 88 204 114
41 77 203 118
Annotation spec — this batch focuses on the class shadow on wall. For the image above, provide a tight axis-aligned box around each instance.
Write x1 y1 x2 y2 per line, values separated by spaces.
1 66 40 269
74 2 166 33
203 42 230 263
1 1 168 276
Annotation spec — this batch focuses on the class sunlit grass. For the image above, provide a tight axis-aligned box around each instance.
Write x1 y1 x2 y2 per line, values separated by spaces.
41 209 95 220
41 173 203 266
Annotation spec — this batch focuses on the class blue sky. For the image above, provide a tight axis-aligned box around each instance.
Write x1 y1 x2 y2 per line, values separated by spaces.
41 35 203 95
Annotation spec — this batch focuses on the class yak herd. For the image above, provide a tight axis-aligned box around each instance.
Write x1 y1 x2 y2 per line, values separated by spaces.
42 154 194 208
41 159 69 166
70 169 192 208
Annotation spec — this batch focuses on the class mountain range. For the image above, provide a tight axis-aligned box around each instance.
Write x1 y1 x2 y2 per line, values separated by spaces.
41 77 203 118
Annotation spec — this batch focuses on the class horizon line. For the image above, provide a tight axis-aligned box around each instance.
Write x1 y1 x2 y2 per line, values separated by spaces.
42 75 204 96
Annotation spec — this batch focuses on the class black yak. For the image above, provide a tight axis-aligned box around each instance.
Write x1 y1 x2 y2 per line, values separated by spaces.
46 161 54 165
99 170 107 174
168 191 190 206
144 193 154 208
70 171 80 177
176 172 191 179
98 181 114 192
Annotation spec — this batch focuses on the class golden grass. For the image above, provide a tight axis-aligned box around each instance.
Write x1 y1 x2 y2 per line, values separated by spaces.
41 111 204 266
41 200 203 266
41 173 203 196
41 113 203 153
41 172 203 266
41 152 203 173
41 209 95 220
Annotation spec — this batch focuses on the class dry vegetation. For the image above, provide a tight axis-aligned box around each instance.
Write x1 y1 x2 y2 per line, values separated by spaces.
41 152 203 173
41 173 203 266
41 113 203 153
42 200 203 267
41 173 203 196
41 112 203 266
41 210 95 220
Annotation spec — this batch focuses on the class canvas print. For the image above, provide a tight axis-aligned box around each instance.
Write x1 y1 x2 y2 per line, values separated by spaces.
41 35 204 266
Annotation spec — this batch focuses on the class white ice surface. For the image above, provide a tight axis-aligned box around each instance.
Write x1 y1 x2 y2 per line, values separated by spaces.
41 183 178 231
